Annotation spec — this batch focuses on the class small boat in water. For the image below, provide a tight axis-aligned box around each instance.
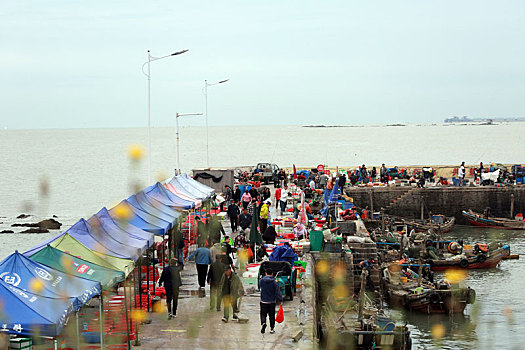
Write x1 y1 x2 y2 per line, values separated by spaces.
427 244 510 271
462 209 525 230
400 215 456 233
382 263 476 314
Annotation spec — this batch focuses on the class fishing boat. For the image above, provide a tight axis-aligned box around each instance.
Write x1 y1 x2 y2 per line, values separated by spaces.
381 263 476 314
312 252 412 349
462 209 525 230
427 244 510 271
401 215 456 233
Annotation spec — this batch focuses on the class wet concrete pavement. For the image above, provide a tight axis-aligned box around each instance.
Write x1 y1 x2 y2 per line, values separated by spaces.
139 195 316 349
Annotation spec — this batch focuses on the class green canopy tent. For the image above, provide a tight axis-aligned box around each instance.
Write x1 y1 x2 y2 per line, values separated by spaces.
30 245 125 290
49 234 134 277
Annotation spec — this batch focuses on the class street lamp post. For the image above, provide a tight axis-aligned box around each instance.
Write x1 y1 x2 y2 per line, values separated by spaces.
175 112 203 174
142 49 188 185
203 79 229 168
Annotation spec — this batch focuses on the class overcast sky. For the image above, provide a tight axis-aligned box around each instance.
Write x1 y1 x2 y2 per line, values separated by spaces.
1 1 525 129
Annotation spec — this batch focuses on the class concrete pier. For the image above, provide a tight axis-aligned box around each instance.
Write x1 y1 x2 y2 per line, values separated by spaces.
345 186 525 223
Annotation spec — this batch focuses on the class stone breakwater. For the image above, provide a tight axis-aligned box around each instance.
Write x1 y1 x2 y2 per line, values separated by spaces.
344 186 525 223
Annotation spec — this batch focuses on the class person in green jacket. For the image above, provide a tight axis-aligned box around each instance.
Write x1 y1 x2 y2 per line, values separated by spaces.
218 266 244 322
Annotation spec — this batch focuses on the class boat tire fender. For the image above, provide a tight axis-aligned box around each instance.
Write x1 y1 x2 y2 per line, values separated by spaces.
477 254 487 263
429 292 440 304
459 258 469 268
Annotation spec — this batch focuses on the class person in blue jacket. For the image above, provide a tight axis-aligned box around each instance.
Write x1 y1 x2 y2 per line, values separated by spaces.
186 244 213 289
259 268 283 334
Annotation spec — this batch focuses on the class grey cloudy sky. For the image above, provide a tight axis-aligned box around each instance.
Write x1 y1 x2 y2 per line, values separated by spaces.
1 1 524 129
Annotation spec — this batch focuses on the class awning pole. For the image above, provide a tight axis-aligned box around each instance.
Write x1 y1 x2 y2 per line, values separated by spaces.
75 311 80 350
133 267 140 346
146 251 151 312
53 338 58 350
138 257 142 315
99 295 104 349
124 279 131 350
188 209 192 248
162 232 166 269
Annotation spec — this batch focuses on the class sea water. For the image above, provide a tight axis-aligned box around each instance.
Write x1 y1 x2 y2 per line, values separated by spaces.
1 122 524 348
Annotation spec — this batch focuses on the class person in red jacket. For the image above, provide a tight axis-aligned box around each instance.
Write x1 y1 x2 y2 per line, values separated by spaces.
274 185 281 210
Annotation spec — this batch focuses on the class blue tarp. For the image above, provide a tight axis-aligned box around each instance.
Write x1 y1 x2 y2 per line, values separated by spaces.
0 252 100 311
69 219 141 260
143 182 194 210
0 278 76 337
168 175 211 201
22 218 141 260
98 207 155 247
87 210 150 253
180 174 215 197
269 245 298 266
136 191 183 222
109 200 168 236
127 194 176 230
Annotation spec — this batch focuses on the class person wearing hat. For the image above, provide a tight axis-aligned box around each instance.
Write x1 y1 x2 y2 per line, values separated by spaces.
259 200 270 234
158 258 183 319
293 221 307 240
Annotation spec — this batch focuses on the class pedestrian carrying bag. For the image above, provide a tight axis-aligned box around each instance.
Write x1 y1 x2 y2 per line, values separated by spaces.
276 304 284 323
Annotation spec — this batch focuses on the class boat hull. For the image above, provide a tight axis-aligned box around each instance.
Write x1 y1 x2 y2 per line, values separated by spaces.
462 210 525 230
385 285 474 314
429 246 510 271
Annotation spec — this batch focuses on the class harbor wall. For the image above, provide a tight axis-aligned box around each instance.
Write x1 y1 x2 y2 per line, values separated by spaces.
344 186 525 224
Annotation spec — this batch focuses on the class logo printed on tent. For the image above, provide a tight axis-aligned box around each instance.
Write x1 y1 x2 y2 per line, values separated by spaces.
34 267 53 281
0 272 21 286
77 264 90 274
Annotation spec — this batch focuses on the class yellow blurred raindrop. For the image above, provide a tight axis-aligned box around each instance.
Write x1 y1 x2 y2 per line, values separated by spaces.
127 144 145 161
60 255 74 274
156 171 167 182
131 309 147 323
113 202 133 221
316 260 329 276
444 269 467 284
332 284 349 299
29 278 44 293
431 323 446 339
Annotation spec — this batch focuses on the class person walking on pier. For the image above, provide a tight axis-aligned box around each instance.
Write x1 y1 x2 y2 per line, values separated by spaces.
380 164 387 183
259 268 282 334
233 185 242 203
207 255 226 311
239 208 252 232
158 258 182 319
458 161 466 186
218 266 244 322
241 190 252 210
274 185 281 210
186 244 213 290
280 186 289 214
227 200 240 232
259 200 270 234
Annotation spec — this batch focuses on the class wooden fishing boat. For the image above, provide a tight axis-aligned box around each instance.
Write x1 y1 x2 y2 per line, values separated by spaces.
427 245 510 271
312 252 412 349
383 279 475 314
462 210 525 230
401 215 456 233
